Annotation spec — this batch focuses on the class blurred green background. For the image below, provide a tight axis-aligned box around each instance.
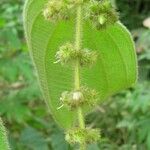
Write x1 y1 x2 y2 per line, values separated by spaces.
0 0 150 150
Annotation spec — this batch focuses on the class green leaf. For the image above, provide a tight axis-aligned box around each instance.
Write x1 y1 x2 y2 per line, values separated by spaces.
23 0 137 128
0 59 19 82
0 118 10 150
20 127 49 150
51 132 69 150
87 144 99 150
5 28 21 50
0 91 32 123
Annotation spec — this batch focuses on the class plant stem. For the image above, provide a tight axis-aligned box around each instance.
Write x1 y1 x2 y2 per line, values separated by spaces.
78 107 85 129
75 5 82 51
74 4 86 150
74 60 80 90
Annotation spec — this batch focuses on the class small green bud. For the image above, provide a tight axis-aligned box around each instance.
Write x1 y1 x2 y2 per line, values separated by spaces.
55 43 98 67
98 14 107 25
73 91 84 101
59 86 99 110
65 127 100 145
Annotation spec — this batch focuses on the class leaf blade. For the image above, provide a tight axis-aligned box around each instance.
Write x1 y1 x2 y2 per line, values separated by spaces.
23 0 137 129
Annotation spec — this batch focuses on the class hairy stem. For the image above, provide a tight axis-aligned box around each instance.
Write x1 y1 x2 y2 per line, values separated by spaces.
75 5 82 51
78 107 85 129
74 4 86 150
74 60 80 90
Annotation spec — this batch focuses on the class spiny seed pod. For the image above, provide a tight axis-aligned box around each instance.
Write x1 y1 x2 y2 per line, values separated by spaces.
59 86 99 110
80 48 98 67
55 43 98 67
65 128 100 144
86 0 119 29
55 43 75 64
59 90 84 110
43 0 86 22
43 0 69 22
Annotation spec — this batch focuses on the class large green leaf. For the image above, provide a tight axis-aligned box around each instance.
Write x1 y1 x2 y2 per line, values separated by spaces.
23 0 137 129
0 118 10 150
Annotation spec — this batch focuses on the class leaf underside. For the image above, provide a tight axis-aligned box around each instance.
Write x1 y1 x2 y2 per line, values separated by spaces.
23 0 137 129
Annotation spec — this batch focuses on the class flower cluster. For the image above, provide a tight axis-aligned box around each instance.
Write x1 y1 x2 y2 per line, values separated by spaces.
65 127 100 144
55 43 98 67
59 86 98 110
43 0 118 29
85 0 119 29
43 0 85 22
43 0 70 22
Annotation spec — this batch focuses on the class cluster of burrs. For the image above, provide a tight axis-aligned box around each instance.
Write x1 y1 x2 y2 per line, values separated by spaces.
43 0 86 22
65 127 100 145
43 0 118 29
59 86 98 110
55 43 97 67
85 0 119 29
56 43 98 110
55 42 99 145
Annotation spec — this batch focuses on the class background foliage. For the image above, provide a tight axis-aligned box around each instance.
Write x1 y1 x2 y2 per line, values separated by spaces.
0 0 150 149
